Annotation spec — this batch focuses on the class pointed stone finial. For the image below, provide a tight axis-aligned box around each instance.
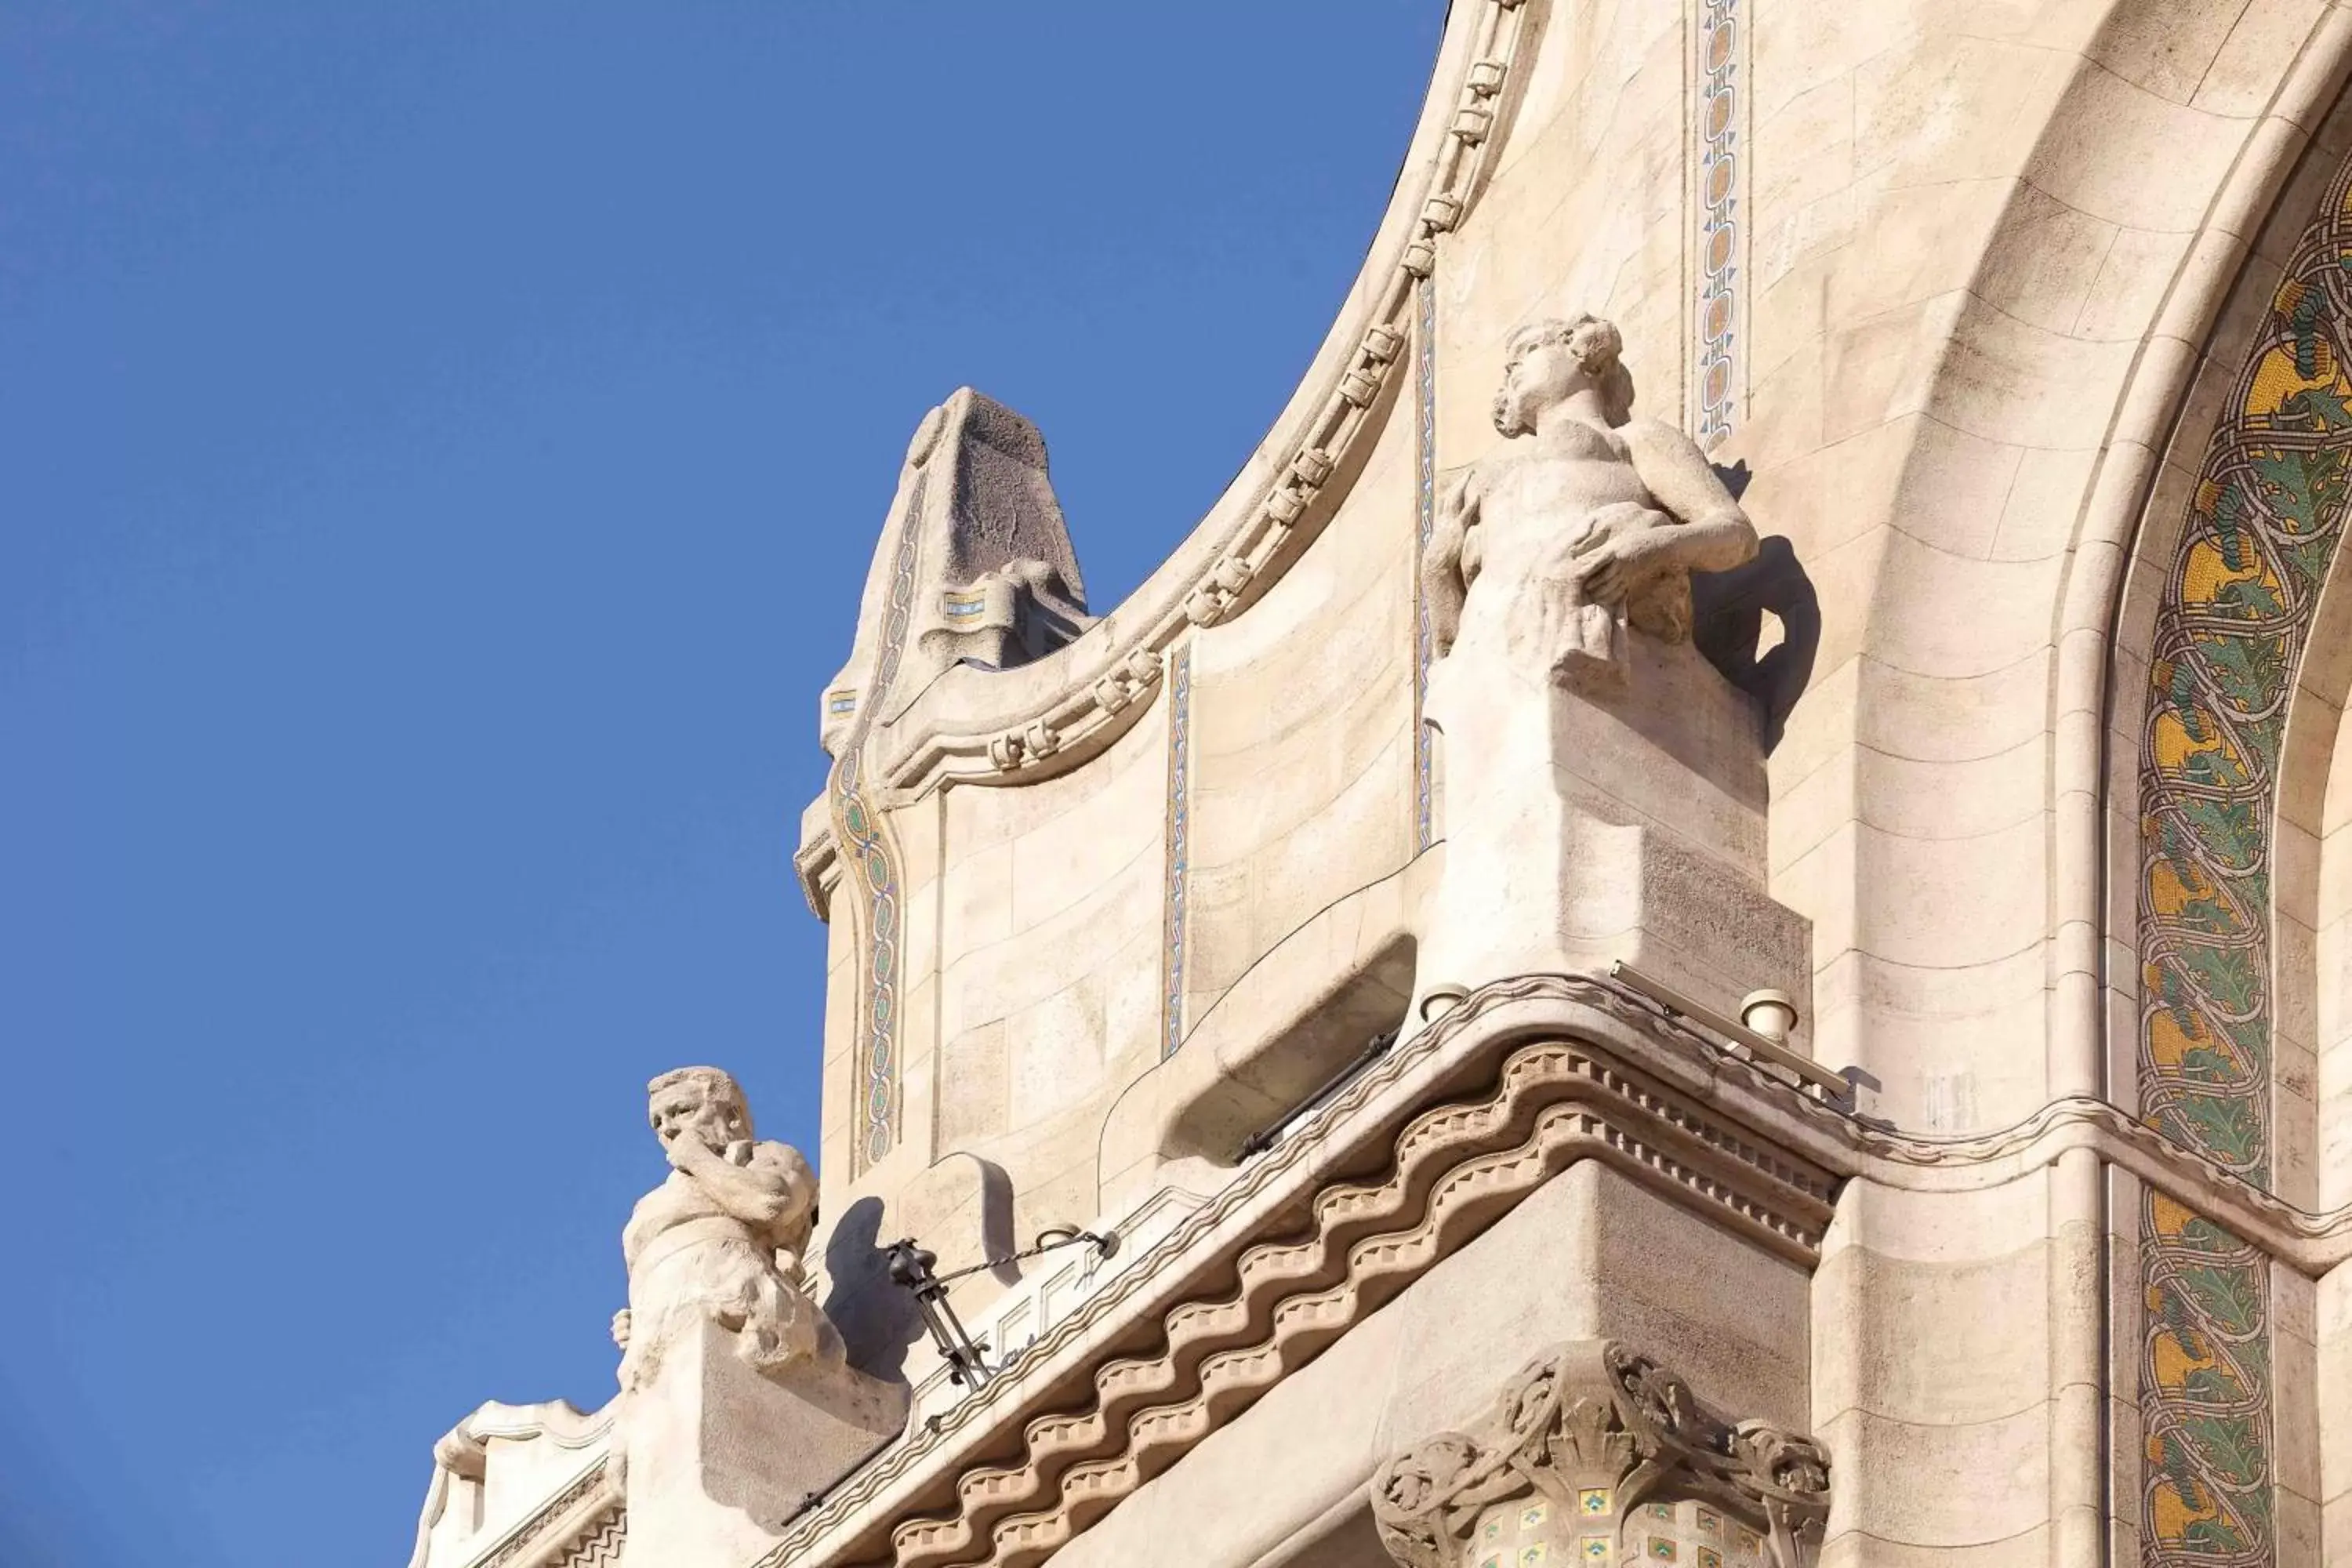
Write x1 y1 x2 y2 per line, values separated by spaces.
821 388 1092 752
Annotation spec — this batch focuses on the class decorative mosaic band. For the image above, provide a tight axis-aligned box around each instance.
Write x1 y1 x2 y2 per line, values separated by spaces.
2140 1192 2273 1566
2131 149 2352 1568
828 474 930 1170
1161 643 1193 1058
2137 158 2352 1189
1692 0 1741 448
1413 272 1439 852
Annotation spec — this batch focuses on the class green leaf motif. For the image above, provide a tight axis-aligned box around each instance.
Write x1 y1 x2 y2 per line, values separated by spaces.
2182 942 2263 1017
2177 1095 2263 1171
2196 633 2284 713
2174 1264 2264 1337
2176 797 2262 871
2183 1517 2249 1554
2180 1413 2268 1488
2212 573 2285 621
2285 384 2352 431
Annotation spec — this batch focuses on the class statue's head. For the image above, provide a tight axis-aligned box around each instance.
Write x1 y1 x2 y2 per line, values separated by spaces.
646 1065 754 1153
1492 314 1635 436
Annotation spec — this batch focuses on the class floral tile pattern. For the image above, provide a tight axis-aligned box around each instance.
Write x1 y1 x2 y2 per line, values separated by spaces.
2130 149 2352 1568
1692 0 1740 448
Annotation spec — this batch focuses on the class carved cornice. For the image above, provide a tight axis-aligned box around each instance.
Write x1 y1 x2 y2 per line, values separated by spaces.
1844 1094 2352 1277
463 1468 619 1568
1371 1340 1828 1568
757 973 1838 1568
470 973 2352 1568
545 1510 623 1568
866 0 1541 800
879 1044 1834 1568
731 967 2352 1568
409 1406 615 1568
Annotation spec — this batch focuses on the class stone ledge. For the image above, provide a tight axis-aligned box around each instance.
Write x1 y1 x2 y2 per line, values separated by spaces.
760 973 1842 1568
477 971 2352 1568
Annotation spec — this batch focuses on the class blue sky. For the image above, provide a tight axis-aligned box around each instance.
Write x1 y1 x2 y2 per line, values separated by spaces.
0 5 1442 1564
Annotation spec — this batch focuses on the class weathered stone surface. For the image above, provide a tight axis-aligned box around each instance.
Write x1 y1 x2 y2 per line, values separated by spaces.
612 1068 907 1565
410 5 2352 1567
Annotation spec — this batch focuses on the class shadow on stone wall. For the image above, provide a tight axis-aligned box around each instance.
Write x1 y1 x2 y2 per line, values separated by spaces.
1693 470 1818 755
821 1196 924 1383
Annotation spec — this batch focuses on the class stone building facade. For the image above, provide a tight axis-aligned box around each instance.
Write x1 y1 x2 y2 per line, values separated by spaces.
405 3 2352 1566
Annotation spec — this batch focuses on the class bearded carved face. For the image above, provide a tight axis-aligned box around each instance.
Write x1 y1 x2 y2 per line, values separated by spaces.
647 1072 750 1152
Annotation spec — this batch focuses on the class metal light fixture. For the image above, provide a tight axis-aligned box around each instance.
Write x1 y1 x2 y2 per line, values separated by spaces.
884 1226 1116 1390
884 1239 993 1388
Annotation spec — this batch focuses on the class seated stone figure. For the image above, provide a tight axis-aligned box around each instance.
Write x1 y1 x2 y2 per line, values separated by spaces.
604 1067 906 1563
1423 314 1755 689
612 1066 826 1395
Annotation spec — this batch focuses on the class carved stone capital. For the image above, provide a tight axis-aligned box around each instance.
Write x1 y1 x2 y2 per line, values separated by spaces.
1371 1341 1828 1568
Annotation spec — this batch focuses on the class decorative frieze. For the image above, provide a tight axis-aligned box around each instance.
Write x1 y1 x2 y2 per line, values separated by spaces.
1161 644 1194 1059
1690 0 1743 448
2129 124 2352 1568
1414 274 1439 851
1371 1341 1828 1568
754 975 1840 1568
828 468 927 1169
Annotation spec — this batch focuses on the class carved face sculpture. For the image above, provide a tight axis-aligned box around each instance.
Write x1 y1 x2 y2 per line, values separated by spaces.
646 1067 751 1154
1494 328 1588 435
1491 315 1633 437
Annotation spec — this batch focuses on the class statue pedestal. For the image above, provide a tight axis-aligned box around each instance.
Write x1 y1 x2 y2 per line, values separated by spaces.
1415 630 1809 1029
622 1319 908 1566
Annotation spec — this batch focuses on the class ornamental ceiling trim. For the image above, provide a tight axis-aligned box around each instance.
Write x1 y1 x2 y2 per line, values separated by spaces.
869 0 1541 800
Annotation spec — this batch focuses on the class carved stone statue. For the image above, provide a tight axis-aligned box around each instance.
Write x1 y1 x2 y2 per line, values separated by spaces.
1422 314 1756 691
611 1066 827 1405
1370 1341 1828 1568
607 1067 906 1566
1410 314 1811 1026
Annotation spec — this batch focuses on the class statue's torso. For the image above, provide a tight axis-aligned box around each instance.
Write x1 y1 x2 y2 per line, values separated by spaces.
623 1169 746 1273
1454 424 1695 652
1465 433 1654 593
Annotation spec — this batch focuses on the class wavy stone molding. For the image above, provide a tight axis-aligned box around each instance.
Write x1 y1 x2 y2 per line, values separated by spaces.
550 1513 624 1568
870 1061 1829 1568
751 975 1840 1568
467 971 2352 1568
472 1468 619 1568
407 1402 612 1568
1371 1340 1828 1568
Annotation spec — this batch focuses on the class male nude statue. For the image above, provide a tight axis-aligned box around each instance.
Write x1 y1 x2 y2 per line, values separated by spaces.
608 1067 826 1484
1423 314 1755 688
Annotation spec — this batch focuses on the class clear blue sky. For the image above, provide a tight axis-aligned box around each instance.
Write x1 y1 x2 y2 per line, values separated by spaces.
0 5 1442 1565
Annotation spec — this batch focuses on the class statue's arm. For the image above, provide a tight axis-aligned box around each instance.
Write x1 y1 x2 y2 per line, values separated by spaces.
751 1142 819 1256
1424 466 1478 659
1623 418 1758 573
670 1136 801 1229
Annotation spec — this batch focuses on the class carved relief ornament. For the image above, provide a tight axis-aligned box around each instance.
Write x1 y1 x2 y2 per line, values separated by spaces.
1371 1341 1828 1568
